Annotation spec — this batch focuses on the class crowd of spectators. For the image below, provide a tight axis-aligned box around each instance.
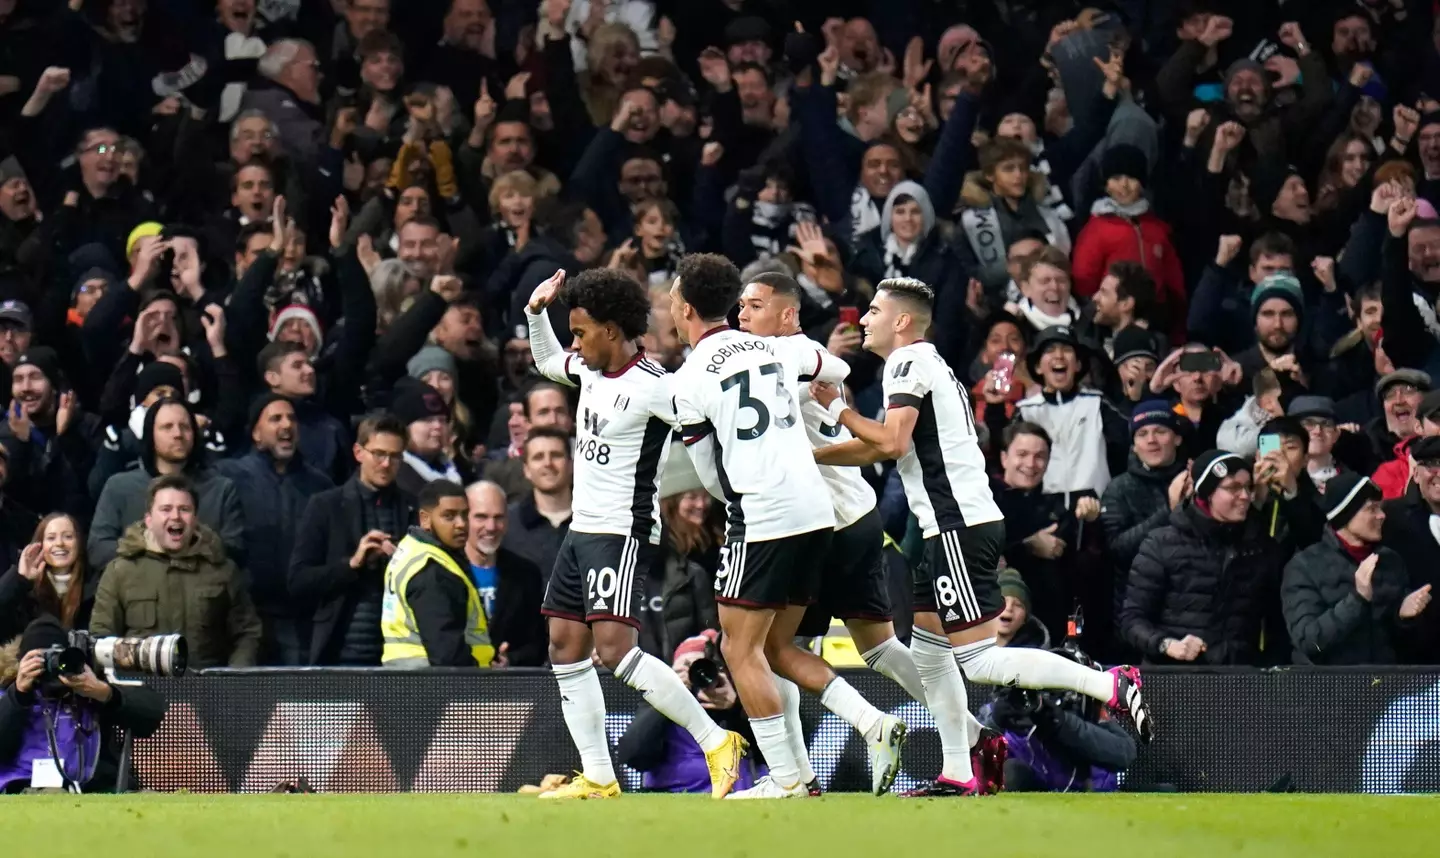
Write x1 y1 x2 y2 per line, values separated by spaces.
0 0 1436 677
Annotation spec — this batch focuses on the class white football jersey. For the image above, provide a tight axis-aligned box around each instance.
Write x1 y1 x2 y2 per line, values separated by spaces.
882 341 1002 538
673 327 840 542
783 332 876 529
528 309 673 544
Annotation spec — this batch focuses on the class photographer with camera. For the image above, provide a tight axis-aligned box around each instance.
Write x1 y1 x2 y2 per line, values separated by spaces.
981 645 1136 793
0 617 165 792
615 630 764 794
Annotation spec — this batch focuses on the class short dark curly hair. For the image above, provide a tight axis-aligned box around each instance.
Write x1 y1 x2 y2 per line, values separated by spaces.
675 253 741 321
559 268 651 339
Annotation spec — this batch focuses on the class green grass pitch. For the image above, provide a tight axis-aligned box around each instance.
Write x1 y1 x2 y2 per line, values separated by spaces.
6 793 1439 857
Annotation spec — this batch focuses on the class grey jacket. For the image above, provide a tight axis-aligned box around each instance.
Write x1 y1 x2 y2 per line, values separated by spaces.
88 465 246 571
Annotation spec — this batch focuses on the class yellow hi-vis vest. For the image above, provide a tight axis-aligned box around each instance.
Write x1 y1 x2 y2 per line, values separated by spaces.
381 533 494 668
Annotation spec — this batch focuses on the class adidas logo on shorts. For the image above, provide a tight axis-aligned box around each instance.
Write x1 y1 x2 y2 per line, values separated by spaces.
593 598 608 611
945 609 959 622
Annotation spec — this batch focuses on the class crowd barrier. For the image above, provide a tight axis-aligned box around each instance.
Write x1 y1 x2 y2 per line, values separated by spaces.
127 667 1440 794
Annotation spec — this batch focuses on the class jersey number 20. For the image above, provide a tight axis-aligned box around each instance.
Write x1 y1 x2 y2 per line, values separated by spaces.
721 363 797 440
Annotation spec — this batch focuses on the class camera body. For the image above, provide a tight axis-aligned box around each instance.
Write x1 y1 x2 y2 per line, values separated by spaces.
687 633 724 691
41 631 188 681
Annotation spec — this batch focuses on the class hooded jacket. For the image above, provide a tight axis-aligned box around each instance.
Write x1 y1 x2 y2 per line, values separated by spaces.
1121 502 1283 665
87 402 245 570
852 182 959 296
90 521 261 668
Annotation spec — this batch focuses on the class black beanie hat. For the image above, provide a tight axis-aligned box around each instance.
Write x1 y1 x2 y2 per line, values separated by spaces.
19 615 68 655
13 346 64 390
1191 450 1250 501
1102 144 1149 185
247 392 291 434
1250 161 1302 216
391 379 449 427
135 360 185 404
1322 473 1381 529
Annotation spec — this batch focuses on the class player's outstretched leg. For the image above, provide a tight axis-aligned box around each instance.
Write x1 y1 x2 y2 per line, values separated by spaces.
766 608 907 795
595 622 748 798
852 620 988 794
543 618 620 799
954 636 1153 742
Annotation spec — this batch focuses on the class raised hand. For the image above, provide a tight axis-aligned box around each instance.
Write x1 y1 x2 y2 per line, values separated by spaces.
1355 553 1379 601
1372 180 1404 214
7 400 31 442
201 304 227 357
701 141 724 167
698 47 731 91
902 36 932 90
528 268 566 313
474 78 497 130
1199 15 1233 47
1389 196 1419 238
36 66 70 95
55 391 77 436
17 543 43 582
1400 584 1433 619
1264 55 1300 87
505 72 531 102
1277 22 1307 53
1312 256 1337 293
1213 121 1246 152
958 51 992 95
270 196 288 252
329 195 350 249
1394 104 1421 144
1216 234 1244 266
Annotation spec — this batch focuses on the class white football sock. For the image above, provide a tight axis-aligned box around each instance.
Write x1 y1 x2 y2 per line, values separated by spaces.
750 714 800 788
615 648 726 752
553 660 616 785
954 637 1114 702
909 627 974 783
774 676 816 784
818 676 884 743
861 636 926 702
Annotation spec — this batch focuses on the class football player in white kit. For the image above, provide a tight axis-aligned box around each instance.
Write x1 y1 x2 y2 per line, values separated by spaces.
670 254 907 799
813 278 1153 795
737 272 1005 794
525 268 748 800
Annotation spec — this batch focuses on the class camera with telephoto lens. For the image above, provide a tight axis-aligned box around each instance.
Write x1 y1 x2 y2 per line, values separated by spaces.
41 631 188 680
687 633 724 691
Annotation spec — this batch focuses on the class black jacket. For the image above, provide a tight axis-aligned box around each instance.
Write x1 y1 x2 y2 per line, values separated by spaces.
216 450 333 611
0 565 98 644
1121 502 1284 665
1282 530 1408 666
993 478 1080 642
1380 489 1440 664
1100 454 1187 638
484 547 547 668
399 527 478 667
288 477 417 665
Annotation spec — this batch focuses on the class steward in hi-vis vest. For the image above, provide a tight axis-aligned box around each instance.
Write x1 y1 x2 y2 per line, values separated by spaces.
381 481 494 667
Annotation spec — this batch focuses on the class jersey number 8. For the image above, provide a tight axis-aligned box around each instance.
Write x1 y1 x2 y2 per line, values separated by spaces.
721 363 797 440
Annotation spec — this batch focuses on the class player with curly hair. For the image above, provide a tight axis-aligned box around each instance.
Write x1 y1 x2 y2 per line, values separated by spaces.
524 267 750 801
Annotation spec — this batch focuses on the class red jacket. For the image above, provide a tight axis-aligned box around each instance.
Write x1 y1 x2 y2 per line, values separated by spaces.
1372 436 1415 500
1071 210 1187 345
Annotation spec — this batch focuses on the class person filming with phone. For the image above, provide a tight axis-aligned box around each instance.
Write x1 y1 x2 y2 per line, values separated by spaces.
1149 344 1245 453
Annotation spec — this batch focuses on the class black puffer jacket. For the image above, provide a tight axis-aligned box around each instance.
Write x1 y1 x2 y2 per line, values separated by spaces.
1100 454 1186 637
1282 530 1408 666
1120 502 1283 665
